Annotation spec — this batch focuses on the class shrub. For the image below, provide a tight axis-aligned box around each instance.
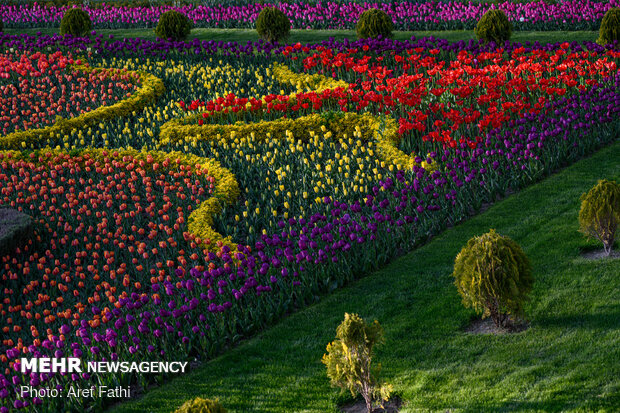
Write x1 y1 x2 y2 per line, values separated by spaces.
322 313 392 413
597 8 620 46
356 8 393 39
174 397 227 413
475 9 512 44
154 10 192 41
59 8 92 37
452 229 532 328
255 7 290 43
579 179 620 256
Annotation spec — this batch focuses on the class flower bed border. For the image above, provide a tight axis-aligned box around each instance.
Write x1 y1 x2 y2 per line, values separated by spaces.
160 63 431 172
0 65 165 149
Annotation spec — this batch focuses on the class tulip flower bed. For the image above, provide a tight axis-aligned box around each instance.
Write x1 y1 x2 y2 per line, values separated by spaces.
0 38 619 413
0 51 139 136
0 148 239 354
0 0 618 31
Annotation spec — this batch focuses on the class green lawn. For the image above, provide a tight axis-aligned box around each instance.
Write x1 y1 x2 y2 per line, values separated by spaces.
109 140 620 413
4 28 599 45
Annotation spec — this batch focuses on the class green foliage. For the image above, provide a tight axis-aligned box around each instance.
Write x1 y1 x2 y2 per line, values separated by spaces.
322 313 392 413
452 229 532 327
173 397 227 413
579 179 620 255
474 9 512 43
59 8 92 37
154 10 192 41
356 8 393 40
255 7 290 43
597 8 620 46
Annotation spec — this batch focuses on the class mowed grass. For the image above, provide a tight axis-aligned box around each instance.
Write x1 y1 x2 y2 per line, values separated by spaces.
109 140 620 413
4 28 599 45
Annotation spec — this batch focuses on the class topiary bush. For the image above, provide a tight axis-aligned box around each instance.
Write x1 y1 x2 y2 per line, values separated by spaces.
452 229 533 328
174 397 227 413
356 8 393 39
154 10 192 41
322 313 392 413
255 7 290 43
59 8 92 37
597 7 620 46
579 179 620 256
475 9 512 44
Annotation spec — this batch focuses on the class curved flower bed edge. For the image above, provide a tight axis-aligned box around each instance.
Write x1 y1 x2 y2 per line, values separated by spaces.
0 146 240 253
0 65 165 150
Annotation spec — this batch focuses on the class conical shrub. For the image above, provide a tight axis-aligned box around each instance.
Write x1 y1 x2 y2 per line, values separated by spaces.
356 8 393 39
475 9 512 44
452 229 533 327
597 8 620 46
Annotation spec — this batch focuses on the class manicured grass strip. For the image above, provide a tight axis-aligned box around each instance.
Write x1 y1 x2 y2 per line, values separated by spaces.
4 28 599 45
109 140 620 413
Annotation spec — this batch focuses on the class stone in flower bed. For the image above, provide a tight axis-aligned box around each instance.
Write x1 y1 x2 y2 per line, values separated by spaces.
0 208 34 257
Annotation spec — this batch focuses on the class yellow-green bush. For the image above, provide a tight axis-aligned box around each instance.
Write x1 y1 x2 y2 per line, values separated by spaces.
322 313 392 413
59 8 92 37
579 179 620 256
597 8 620 46
475 9 512 44
356 8 393 40
255 7 290 43
174 397 227 413
155 10 192 41
452 229 532 327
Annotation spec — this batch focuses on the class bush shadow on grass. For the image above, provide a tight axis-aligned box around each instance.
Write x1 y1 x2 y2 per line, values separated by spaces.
535 303 620 330
443 384 620 412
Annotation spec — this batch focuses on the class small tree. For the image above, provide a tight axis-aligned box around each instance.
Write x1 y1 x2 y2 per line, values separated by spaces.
322 313 392 413
255 7 290 43
60 8 92 37
155 10 192 41
579 179 620 256
597 7 620 46
452 229 533 328
475 9 512 44
356 8 394 40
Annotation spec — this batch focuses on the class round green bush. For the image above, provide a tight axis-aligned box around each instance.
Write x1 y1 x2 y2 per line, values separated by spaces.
59 8 92 37
174 397 227 413
474 9 512 44
154 10 192 41
255 7 290 43
356 8 393 40
452 229 532 327
579 179 620 256
597 8 620 46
